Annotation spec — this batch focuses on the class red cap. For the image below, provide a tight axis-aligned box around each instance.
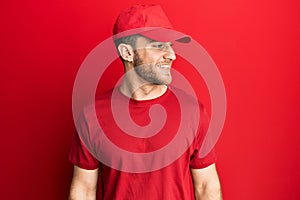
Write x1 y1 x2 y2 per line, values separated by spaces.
113 4 190 43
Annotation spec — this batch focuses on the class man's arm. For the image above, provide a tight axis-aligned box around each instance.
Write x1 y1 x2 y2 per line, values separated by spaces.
69 165 99 200
191 164 222 200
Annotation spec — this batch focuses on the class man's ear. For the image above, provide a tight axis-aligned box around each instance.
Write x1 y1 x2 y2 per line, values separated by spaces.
118 43 134 62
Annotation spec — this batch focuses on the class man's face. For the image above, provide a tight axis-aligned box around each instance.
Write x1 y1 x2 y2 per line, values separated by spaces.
133 36 176 85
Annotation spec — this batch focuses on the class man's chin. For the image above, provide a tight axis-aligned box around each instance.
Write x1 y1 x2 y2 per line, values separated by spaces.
155 78 172 85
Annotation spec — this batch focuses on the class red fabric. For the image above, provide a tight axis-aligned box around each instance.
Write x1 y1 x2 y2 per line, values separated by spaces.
112 4 190 43
113 4 173 36
69 87 216 200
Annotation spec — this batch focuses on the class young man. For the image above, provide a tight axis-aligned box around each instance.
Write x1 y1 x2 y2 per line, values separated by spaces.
69 4 222 200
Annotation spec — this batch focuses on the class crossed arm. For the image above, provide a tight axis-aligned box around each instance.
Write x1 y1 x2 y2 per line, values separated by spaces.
191 164 223 200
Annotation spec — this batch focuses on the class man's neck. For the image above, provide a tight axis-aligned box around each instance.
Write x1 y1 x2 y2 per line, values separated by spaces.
119 82 168 101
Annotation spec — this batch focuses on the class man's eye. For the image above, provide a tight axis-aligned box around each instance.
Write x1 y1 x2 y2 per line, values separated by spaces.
153 43 165 48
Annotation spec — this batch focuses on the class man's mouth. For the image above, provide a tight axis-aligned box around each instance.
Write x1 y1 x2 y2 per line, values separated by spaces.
157 64 171 70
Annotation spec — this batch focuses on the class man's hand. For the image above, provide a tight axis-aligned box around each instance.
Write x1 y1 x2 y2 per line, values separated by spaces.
191 164 222 200
69 166 98 200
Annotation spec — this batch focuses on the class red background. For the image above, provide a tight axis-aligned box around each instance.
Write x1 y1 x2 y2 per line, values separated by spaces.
1 0 300 199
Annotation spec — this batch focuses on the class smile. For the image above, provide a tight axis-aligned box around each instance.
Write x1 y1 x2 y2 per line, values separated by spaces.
157 64 171 70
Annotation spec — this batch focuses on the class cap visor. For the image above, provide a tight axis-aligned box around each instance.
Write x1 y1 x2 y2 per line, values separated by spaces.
113 27 191 43
141 28 191 43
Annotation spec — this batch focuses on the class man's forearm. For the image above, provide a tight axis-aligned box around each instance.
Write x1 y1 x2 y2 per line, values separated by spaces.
68 189 96 200
68 182 97 200
69 166 98 200
191 164 222 200
194 183 222 200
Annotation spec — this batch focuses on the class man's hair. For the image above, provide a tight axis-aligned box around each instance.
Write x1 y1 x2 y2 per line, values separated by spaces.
113 34 141 64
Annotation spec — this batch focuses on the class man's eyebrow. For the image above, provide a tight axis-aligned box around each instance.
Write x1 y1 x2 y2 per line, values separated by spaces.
149 40 168 44
147 38 159 43
142 36 170 44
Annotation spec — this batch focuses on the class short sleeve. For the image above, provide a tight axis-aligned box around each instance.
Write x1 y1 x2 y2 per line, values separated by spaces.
189 103 217 169
68 131 99 170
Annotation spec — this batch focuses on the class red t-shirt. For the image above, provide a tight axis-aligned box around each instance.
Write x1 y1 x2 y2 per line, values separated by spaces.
69 87 216 200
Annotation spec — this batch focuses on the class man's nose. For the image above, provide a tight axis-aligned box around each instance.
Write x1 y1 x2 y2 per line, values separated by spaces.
163 44 176 61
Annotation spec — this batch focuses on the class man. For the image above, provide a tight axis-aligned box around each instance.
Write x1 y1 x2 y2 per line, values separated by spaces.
69 4 222 200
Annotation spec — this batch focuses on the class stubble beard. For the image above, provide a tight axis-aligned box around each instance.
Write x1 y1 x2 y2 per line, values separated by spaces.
133 52 172 85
